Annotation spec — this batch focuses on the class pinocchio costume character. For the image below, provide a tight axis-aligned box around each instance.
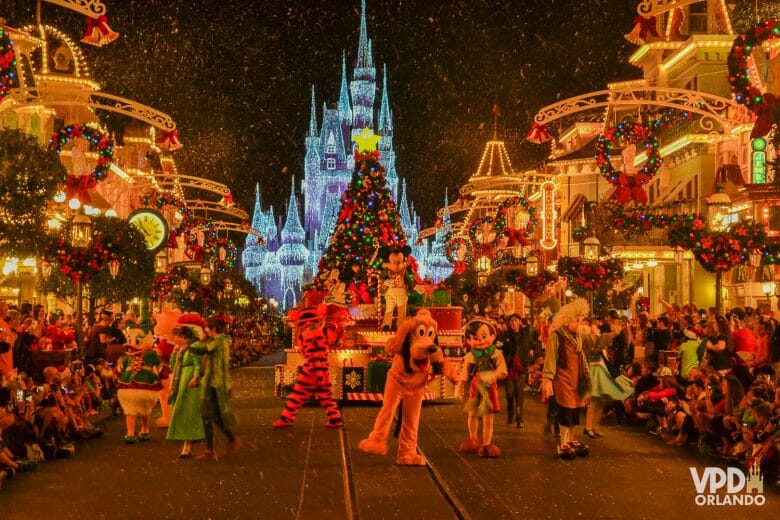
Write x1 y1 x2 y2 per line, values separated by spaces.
273 304 348 429
457 317 507 457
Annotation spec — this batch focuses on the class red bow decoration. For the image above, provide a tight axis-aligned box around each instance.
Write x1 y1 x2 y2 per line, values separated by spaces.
453 261 467 275
0 49 14 70
349 280 372 304
750 93 778 138
624 16 660 45
81 15 119 47
64 174 96 204
526 122 552 144
220 193 235 207
505 228 530 247
156 129 183 151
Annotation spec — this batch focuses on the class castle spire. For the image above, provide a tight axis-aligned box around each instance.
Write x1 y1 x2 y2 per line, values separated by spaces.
379 64 392 134
338 51 352 122
308 85 318 137
281 177 305 242
442 187 451 229
356 0 370 69
399 178 413 235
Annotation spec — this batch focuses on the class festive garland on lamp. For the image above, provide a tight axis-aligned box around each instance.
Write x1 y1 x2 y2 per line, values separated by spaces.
0 28 17 100
493 196 537 248
212 237 239 271
727 19 780 138
514 270 559 300
151 263 190 301
49 124 114 202
557 256 624 292
44 230 123 284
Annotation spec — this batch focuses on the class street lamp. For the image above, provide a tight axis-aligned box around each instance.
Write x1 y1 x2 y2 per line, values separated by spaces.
476 255 491 286
762 282 775 308
199 264 212 285
583 236 600 262
581 236 601 317
706 184 732 314
108 258 120 279
155 250 169 274
71 213 93 360
525 255 539 319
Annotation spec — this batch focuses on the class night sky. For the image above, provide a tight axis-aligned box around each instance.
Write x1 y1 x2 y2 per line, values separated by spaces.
4 0 639 227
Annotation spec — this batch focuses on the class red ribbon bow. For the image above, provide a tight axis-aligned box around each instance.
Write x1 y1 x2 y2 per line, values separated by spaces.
751 93 778 138
156 129 183 151
526 122 552 144
625 16 660 45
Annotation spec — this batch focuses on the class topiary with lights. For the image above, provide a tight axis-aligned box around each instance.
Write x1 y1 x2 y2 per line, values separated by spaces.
313 129 411 301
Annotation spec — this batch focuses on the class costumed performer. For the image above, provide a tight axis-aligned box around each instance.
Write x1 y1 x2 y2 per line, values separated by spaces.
153 308 181 428
166 315 206 458
197 316 240 461
272 305 347 429
541 298 592 460
116 335 164 443
456 317 507 457
379 246 412 330
358 309 459 465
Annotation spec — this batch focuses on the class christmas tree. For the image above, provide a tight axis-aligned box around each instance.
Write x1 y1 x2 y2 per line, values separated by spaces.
314 129 409 302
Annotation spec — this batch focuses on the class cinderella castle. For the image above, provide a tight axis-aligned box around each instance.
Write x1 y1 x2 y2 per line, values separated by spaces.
242 0 453 309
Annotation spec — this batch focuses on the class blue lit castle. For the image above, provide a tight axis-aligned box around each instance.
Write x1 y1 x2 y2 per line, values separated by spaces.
242 0 450 309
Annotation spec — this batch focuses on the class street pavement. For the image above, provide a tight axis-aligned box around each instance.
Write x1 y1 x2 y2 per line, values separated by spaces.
0 350 776 520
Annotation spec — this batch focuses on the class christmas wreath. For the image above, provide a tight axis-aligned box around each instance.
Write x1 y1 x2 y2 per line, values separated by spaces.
557 256 624 292
515 270 558 300
445 235 470 274
0 27 16 101
49 124 113 202
493 196 537 248
727 19 780 138
595 120 660 204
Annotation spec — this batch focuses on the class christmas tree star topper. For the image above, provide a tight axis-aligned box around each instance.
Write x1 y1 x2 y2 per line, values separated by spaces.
353 127 381 152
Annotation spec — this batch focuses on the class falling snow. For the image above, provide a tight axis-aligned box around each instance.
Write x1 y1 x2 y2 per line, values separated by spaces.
3 0 637 226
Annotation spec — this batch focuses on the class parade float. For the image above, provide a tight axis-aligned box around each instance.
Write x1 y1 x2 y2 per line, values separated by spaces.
274 130 465 401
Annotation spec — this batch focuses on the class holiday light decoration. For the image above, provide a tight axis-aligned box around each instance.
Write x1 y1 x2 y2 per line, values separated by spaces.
751 137 767 184
49 123 113 203
595 112 690 204
242 2 431 309
514 270 559 300
493 196 537 249
727 19 780 138
558 256 624 292
0 28 17 101
540 181 557 250
312 147 409 301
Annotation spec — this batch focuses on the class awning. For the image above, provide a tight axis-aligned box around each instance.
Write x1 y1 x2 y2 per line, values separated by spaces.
561 193 587 223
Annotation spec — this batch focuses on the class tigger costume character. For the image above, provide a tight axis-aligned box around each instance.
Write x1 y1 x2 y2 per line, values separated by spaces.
358 309 458 465
272 305 345 429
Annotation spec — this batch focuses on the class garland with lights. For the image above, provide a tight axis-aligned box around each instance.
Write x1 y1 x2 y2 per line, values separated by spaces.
43 226 124 284
557 256 624 292
727 19 780 138
49 124 113 202
143 194 193 221
444 235 470 274
0 28 16 100
514 270 559 300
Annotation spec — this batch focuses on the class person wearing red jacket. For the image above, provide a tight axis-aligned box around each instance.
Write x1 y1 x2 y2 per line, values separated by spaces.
636 372 681 434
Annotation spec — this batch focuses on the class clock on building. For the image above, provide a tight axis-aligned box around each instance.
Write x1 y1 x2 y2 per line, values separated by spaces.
128 209 168 252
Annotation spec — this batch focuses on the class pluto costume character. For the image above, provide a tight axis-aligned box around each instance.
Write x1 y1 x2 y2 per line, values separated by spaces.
358 309 458 465
273 305 345 429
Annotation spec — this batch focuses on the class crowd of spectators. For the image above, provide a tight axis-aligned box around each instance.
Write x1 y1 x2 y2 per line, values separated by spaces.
228 313 284 367
496 298 780 486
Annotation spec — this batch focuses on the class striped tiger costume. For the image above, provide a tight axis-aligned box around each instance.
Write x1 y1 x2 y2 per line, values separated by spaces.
273 305 344 429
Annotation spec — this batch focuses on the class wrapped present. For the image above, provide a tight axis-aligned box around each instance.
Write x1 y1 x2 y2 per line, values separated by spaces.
429 306 462 331
367 361 392 393
407 290 423 306
341 365 366 396
432 288 451 306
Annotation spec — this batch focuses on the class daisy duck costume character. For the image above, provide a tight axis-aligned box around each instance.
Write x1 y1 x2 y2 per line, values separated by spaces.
116 335 164 443
456 317 507 457
358 309 459 465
